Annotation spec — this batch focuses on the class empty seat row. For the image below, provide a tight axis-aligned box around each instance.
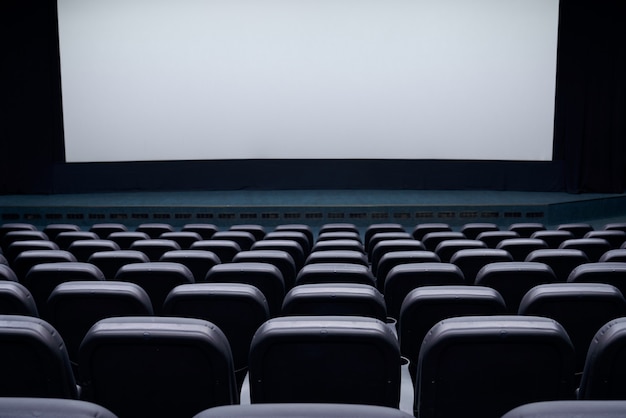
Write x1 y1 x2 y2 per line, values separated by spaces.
0 279 268 387
3 221 626 254
2 398 626 418
0 314 239 417
0 222 306 249
4 272 626 397
5 251 626 324
4 228 625 284
397 282 626 381
0 313 409 416
7 311 626 418
3 221 626 282
12 257 626 331
411 315 626 416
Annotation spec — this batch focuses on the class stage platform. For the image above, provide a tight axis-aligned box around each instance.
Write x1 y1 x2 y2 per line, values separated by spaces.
2 190 626 231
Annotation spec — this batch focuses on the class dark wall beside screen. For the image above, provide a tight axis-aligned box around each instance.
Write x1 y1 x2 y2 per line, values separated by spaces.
1 0 624 194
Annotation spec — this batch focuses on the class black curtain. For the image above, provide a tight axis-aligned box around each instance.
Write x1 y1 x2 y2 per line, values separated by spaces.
553 0 626 193
0 0 64 194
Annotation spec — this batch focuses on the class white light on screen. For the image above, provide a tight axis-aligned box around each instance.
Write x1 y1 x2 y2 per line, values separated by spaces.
58 0 560 162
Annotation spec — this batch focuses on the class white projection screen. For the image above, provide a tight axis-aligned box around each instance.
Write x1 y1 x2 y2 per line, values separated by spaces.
57 0 560 163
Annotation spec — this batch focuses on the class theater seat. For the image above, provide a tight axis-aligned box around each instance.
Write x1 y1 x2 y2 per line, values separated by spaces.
0 397 118 418
88 250 150 281
264 231 311 256
502 400 626 418
320 222 360 235
421 231 466 252
159 231 203 249
1 230 49 253
54 231 98 251
415 315 575 418
0 264 18 282
311 239 364 254
519 283 626 376
79 316 238 417
281 283 387 321
559 238 612 262
365 223 405 253
107 231 150 250
248 315 401 408
160 249 221 283
0 223 37 240
11 249 77 282
295 263 376 287
376 250 440 292
525 248 589 282
317 231 363 244
384 263 465 319
89 223 127 239
212 231 256 251
411 223 451 241
567 262 626 298
304 249 368 267
67 239 120 262
205 262 284 316
496 238 549 261
0 281 38 316
129 239 181 261
230 224 267 241
162 282 269 389
370 239 425 277
475 261 556 313
476 230 520 249
600 249 626 262
398 285 507 379
114 262 194 314
557 223 594 239
273 224 314 248
43 224 81 241
367 231 413 260
192 239 242 263
0 315 79 399
47 281 154 364
250 240 304 270
135 222 174 239
193 403 414 418
508 222 546 238
434 238 487 263
585 230 626 249
5 239 60 264
450 248 513 284
232 250 296 290
604 223 626 233
530 230 575 249
578 317 626 400
23 261 105 317
460 222 499 240
182 223 219 240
